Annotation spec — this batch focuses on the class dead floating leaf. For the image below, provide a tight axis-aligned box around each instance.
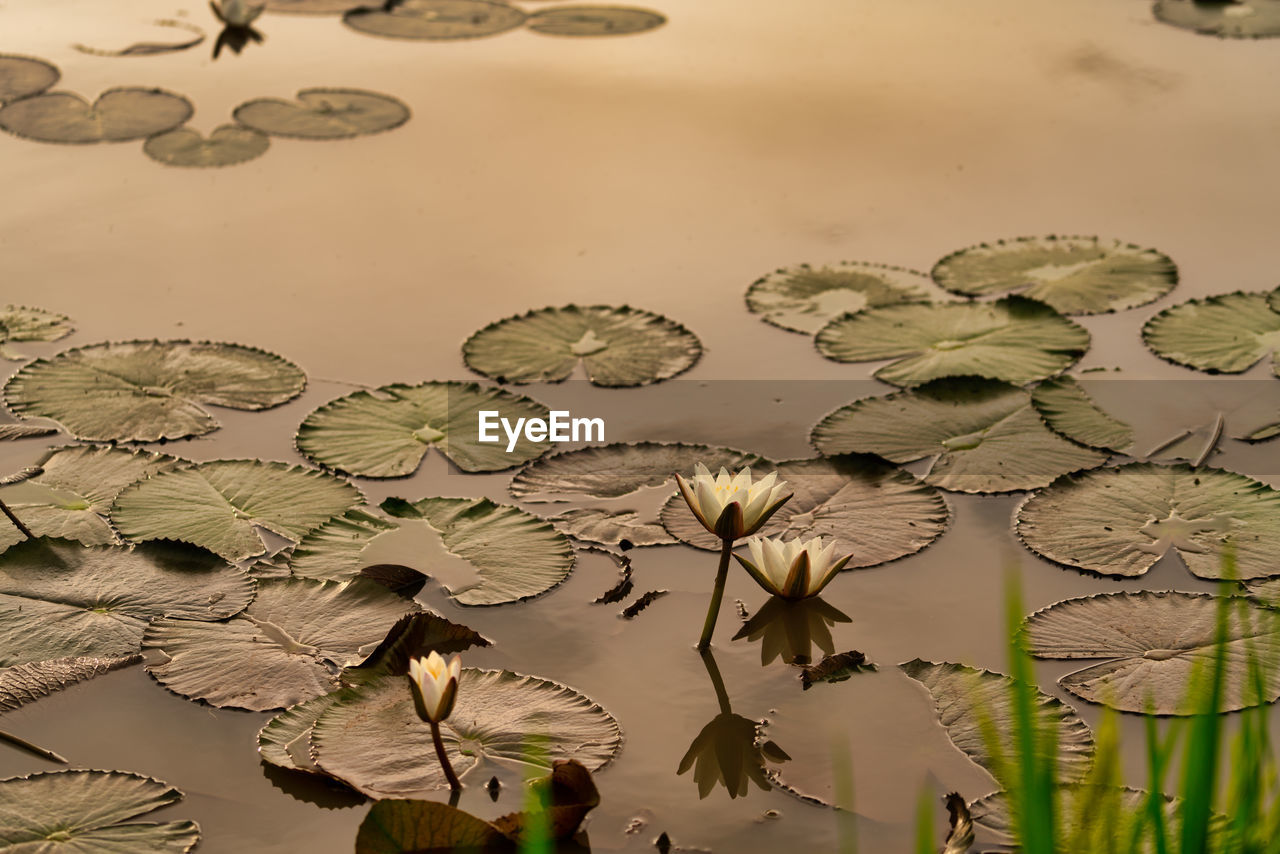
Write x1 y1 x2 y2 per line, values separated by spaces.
798 651 875 690
589 548 633 604
942 792 975 854
621 589 667 619
72 19 205 56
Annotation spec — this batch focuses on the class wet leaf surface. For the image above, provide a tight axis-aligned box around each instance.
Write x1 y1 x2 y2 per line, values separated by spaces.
525 6 666 36
234 88 410 139
143 124 270 167
0 55 60 103
284 508 398 582
745 261 939 334
344 0 527 40
546 507 677 547
0 654 139 712
1030 376 1134 452
0 87 193 143
1154 0 1280 37
0 304 74 359
1143 291 1280 377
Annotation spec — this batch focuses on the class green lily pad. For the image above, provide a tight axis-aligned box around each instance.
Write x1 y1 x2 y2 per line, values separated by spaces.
143 577 419 711
811 378 1108 493
0 87 193 143
815 296 1090 387
0 770 199 852
343 0 527 39
1154 0 1280 37
143 124 270 168
1030 376 1134 451
0 538 254 668
1269 286 1280 313
1143 291 1280 377
111 459 363 563
545 507 677 547
525 6 666 36
0 55 60 103
0 304 74 360
0 654 139 712
930 236 1178 315
3 339 307 442
745 261 938 335
1024 591 1280 714
0 445 183 553
310 668 621 797
296 381 552 477
900 659 1095 787
1016 462 1280 579
233 88 410 139
510 441 766 501
463 305 702 387
659 455 949 567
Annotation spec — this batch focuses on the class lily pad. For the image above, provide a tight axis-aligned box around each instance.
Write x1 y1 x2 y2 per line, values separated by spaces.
811 378 1108 493
343 0 527 40
525 6 666 36
545 507 677 547
0 445 183 553
0 55 60 103
0 538 254 668
143 577 419 711
930 236 1177 315
900 659 1094 787
815 296 1090 386
510 441 765 501
660 454 949 567
463 305 702 387
1154 0 1280 38
1269 286 1280 313
0 304 74 359
296 381 552 477
233 88 410 139
0 770 200 852
143 124 270 168
1030 376 1134 452
3 339 307 442
1143 291 1280 377
285 508 398 581
0 654 139 712
745 261 938 335
310 668 622 797
971 787 1174 842
1024 591 1280 714
355 799 511 853
1016 462 1280 579
0 423 57 441
0 87 193 143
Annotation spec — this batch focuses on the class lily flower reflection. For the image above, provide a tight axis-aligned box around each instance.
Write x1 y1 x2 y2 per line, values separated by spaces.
734 535 852 601
677 650 791 799
732 595 852 665
210 0 265 58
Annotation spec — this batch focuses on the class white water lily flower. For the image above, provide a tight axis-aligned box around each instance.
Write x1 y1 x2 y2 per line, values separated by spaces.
676 463 792 540
734 535 853 600
211 0 265 27
407 651 461 724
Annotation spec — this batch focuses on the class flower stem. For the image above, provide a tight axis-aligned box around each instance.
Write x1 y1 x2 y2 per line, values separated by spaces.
699 649 733 715
696 538 735 650
429 720 461 790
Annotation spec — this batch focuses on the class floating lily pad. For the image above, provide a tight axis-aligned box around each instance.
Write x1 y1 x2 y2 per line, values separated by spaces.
296 381 551 477
971 787 1174 842
0 304 74 360
1270 286 1280 313
900 659 1094 787
143 577 418 711
525 5 666 36
0 539 254 668
73 20 207 57
143 124 270 168
1154 0 1280 38
285 508 398 581
930 236 1177 315
510 441 765 501
463 305 702 387
1016 462 1280 579
0 423 57 441
112 459 362 563
1024 591 1280 714
1143 291 1280 377
811 378 1108 493
0 87 193 143
0 770 200 852
355 799 511 853
815 296 1090 387
0 445 183 553
233 88 409 139
4 339 306 442
1030 376 1134 451
343 0 527 39
745 262 938 335
0 654 139 712
660 455 949 566
0 55 60 103
311 668 621 797
546 507 677 547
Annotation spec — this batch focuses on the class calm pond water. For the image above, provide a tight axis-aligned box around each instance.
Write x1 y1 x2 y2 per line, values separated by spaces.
2 0 1279 850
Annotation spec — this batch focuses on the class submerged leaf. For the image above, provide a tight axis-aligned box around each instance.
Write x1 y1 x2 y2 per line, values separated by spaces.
1025 591 1280 714
143 124 270 168
930 236 1177 315
745 261 938 334
1143 291 1280 377
1154 0 1280 38
0 55 60 103
811 378 1107 493
0 87 192 143
814 296 1090 387
112 459 363 562
3 339 306 442
296 381 551 477
1016 462 1280 579
234 88 410 139
525 6 666 36
344 0 527 39
463 304 701 387
0 770 199 852
0 654 139 712
1030 376 1133 452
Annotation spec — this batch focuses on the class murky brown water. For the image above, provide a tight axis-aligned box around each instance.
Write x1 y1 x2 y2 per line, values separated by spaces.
2 0 1279 850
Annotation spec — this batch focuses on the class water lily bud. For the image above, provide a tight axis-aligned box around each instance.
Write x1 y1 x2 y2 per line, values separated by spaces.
675 463 792 541
734 536 853 600
407 651 461 724
211 0 265 27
